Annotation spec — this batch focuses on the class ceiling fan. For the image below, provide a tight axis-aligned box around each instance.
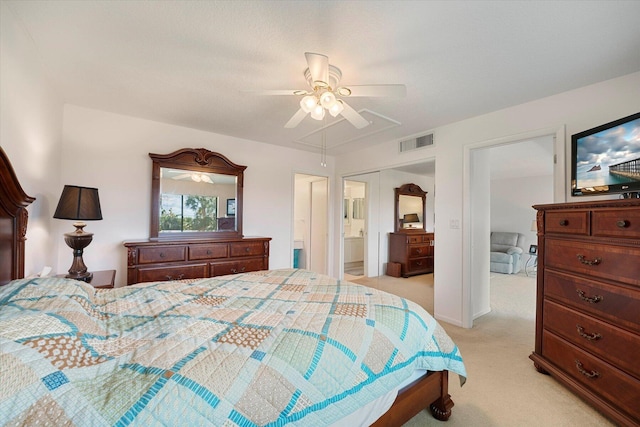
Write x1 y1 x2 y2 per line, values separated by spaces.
172 172 213 183
253 52 406 129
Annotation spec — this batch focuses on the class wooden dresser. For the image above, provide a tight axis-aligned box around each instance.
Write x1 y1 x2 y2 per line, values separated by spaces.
123 237 270 285
389 231 434 277
530 199 640 426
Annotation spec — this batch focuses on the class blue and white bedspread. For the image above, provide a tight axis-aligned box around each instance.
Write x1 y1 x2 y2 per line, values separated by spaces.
0 268 466 426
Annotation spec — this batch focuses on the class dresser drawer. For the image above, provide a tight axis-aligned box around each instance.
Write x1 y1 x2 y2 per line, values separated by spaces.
544 270 640 333
135 263 208 283
543 300 640 377
542 331 640 423
230 241 266 257
592 208 640 239
545 238 640 287
137 246 186 264
407 257 433 272
544 211 589 235
409 244 432 258
210 258 266 276
189 243 228 260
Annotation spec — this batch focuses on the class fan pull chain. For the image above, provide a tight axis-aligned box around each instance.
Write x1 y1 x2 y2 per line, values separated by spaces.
320 118 327 167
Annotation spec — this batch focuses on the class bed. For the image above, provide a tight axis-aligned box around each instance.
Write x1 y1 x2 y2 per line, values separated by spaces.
0 148 466 426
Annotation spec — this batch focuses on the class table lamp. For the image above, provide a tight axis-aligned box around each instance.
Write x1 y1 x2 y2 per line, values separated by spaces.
53 185 102 281
403 213 420 227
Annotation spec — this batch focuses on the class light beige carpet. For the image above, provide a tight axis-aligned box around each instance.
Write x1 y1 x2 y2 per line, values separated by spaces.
350 272 614 426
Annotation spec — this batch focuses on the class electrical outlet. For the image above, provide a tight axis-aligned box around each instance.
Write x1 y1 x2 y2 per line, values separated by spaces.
449 219 460 229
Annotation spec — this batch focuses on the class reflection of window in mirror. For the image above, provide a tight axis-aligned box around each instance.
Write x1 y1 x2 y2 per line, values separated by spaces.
159 167 235 233
344 198 351 224
352 198 364 219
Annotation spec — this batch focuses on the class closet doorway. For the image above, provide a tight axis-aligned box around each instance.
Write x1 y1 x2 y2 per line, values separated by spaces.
293 174 329 275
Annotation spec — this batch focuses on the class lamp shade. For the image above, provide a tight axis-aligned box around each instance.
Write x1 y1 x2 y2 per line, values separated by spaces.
403 213 420 223
531 220 537 232
53 185 102 221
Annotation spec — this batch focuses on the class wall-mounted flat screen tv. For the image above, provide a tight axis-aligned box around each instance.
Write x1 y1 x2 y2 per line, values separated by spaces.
571 112 640 197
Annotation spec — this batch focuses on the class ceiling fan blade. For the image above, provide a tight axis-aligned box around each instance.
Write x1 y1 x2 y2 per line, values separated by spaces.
340 84 407 97
172 173 192 180
339 100 370 129
284 108 308 128
241 89 303 96
305 52 329 86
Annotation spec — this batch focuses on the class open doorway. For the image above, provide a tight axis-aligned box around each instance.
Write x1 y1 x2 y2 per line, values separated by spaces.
466 129 562 326
293 173 329 275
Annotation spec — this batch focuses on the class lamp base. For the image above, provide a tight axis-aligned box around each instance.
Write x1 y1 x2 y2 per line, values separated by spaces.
63 223 94 282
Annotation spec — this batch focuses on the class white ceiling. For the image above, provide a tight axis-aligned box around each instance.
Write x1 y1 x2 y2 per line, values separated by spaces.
6 1 640 158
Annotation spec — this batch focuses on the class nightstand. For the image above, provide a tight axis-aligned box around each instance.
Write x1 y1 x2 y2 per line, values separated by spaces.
56 270 115 289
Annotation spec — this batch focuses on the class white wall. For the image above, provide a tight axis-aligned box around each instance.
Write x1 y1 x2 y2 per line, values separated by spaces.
0 3 63 277
60 105 335 286
336 71 640 327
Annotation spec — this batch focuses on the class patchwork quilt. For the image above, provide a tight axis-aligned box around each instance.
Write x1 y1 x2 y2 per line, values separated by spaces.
0 269 466 426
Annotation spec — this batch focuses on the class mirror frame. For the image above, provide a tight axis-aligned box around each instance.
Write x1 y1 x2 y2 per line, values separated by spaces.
149 148 246 239
394 183 427 233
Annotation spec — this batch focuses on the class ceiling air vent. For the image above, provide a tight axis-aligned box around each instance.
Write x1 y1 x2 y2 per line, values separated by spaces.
400 133 433 152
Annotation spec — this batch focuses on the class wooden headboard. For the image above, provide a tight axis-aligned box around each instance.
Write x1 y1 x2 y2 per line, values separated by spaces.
0 147 35 285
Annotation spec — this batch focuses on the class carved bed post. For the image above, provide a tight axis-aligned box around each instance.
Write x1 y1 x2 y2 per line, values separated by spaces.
0 147 36 285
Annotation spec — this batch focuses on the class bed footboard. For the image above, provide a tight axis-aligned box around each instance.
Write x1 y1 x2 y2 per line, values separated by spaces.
371 370 453 426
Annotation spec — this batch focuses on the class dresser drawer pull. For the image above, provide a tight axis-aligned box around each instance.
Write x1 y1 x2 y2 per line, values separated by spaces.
231 267 246 274
576 254 601 266
576 289 602 304
576 325 602 341
616 220 629 228
159 252 166 258
559 219 568 226
416 248 422 254
575 360 599 379
207 249 212 255
164 274 184 281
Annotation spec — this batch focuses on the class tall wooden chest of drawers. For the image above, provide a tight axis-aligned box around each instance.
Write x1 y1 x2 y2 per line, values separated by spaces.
389 232 434 277
124 237 270 285
530 199 640 426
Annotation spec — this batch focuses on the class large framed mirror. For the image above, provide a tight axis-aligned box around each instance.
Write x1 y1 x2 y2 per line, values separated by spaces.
394 183 427 232
149 148 246 239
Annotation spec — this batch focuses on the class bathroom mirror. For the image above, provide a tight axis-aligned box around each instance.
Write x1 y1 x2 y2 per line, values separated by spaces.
394 183 427 232
149 148 246 239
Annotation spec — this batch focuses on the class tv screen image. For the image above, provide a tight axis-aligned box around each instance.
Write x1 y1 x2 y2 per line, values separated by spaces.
571 112 640 197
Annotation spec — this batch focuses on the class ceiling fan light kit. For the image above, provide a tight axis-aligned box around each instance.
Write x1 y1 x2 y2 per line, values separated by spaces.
258 52 405 130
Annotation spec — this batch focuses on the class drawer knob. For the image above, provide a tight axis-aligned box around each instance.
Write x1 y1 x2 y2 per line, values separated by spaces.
416 248 422 254
160 252 166 258
207 249 212 255
576 325 602 341
616 219 629 228
245 247 250 253
575 360 599 379
576 254 601 266
576 289 602 304
559 219 568 226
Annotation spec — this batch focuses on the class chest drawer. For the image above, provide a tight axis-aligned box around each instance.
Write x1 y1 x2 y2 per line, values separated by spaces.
545 238 640 287
409 244 432 258
137 246 186 264
230 241 266 257
543 300 640 377
544 270 640 333
408 257 433 272
545 211 589 235
189 243 228 260
542 331 640 423
592 208 640 239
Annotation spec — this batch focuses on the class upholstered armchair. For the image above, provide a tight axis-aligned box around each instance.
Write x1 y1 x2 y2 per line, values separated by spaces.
490 232 525 274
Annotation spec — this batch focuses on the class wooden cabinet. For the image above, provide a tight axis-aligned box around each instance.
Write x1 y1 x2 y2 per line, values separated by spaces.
389 232 434 277
124 237 270 285
530 199 640 427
